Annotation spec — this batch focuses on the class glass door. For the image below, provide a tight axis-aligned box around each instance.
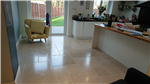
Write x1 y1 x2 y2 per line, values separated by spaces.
51 0 65 35
31 0 46 20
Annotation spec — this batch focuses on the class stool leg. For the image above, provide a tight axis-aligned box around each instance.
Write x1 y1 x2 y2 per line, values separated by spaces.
32 39 33 43
45 38 46 42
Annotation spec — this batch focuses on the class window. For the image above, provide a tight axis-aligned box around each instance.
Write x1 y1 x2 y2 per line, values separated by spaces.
102 0 108 9
93 0 109 17
31 0 46 19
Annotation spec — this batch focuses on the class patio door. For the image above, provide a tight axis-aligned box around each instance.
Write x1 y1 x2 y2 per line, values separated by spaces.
50 0 65 35
31 0 46 20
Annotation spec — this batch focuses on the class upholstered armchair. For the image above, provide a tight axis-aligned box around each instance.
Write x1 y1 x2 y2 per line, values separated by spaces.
24 19 50 43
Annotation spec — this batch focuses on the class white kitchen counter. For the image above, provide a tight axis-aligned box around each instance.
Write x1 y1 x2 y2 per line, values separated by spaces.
92 24 150 75
72 20 120 39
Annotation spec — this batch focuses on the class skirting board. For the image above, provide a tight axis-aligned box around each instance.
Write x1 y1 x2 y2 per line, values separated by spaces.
1 82 15 84
15 36 21 84
14 65 20 84
50 34 66 36
73 36 92 40
16 35 21 47
21 34 28 38
66 33 73 37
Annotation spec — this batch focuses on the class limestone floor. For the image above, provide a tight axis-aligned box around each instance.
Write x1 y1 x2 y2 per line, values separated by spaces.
16 36 127 84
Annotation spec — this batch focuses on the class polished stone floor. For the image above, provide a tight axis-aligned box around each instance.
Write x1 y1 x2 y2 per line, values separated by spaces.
16 36 127 84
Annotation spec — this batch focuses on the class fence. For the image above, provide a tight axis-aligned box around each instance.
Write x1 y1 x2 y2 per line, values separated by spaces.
31 3 64 19
93 9 99 16
51 7 64 18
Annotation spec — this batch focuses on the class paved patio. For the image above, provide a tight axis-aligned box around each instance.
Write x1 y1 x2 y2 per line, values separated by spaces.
52 26 64 34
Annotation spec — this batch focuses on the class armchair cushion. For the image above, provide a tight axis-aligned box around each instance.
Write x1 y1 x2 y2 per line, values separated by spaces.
30 34 46 39
31 21 46 34
25 19 42 28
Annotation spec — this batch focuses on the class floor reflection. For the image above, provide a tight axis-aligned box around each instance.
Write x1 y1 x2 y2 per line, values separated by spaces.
34 62 48 72
16 36 127 83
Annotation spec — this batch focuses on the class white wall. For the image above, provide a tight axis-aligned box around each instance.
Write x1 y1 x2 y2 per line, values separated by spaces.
64 1 68 35
119 1 141 18
18 1 32 38
46 1 51 35
102 1 142 17
66 1 76 36
11 1 20 43
111 1 121 16
107 0 120 16
66 1 94 36
75 1 94 17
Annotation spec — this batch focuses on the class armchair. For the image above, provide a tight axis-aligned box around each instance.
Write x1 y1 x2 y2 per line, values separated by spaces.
24 19 50 43
111 67 150 84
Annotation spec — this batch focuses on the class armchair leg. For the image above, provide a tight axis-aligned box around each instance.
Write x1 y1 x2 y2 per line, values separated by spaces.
45 38 46 42
32 39 33 43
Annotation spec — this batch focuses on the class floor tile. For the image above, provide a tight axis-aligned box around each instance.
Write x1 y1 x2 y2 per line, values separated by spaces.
18 52 39 64
16 36 127 84
58 50 71 56
70 70 87 83
54 66 73 83
38 50 51 62
51 56 76 67
94 67 111 76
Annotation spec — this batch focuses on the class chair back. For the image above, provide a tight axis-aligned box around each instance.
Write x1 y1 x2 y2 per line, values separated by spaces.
25 19 42 28
24 19 43 35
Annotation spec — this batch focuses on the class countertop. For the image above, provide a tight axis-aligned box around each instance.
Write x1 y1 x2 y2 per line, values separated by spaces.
73 19 124 23
94 24 150 43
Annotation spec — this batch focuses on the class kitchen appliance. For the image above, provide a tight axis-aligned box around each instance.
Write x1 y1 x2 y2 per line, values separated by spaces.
107 15 112 27
147 28 150 35
78 13 83 20
132 2 150 31
133 1 150 8
134 1 150 24
72 15 79 20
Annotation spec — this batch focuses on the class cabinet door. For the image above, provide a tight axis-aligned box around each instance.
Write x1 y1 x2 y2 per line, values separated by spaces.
73 21 84 38
83 22 95 38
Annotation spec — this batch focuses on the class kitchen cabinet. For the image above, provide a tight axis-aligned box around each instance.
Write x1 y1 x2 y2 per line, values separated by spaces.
73 20 96 39
83 22 95 38
72 20 121 39
92 24 150 74
72 21 84 39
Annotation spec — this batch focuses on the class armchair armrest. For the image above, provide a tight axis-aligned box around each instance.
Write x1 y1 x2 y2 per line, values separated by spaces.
124 67 150 84
45 25 50 38
25 24 32 39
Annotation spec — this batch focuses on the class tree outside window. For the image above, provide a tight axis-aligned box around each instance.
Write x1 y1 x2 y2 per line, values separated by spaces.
93 0 108 17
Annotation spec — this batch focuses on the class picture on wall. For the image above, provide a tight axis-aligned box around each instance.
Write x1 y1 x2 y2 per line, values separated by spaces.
86 1 90 9
80 1 84 6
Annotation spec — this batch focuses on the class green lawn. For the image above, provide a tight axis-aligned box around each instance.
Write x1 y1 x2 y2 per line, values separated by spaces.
52 16 64 26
